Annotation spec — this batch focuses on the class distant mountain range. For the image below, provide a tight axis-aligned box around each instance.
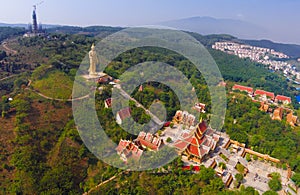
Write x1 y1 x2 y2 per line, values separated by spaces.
1 20 300 58
158 16 300 58
158 16 269 40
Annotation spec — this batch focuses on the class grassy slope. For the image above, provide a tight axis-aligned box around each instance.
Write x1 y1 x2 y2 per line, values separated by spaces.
32 70 73 99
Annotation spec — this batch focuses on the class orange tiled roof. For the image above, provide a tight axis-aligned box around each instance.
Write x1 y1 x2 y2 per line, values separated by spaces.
275 95 291 103
254 90 275 99
232 84 253 94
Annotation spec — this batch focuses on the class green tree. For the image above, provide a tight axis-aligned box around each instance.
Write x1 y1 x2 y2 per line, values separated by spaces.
236 163 245 174
198 166 215 184
235 173 244 184
263 191 278 195
291 173 300 188
246 154 251 162
166 137 172 143
268 178 282 191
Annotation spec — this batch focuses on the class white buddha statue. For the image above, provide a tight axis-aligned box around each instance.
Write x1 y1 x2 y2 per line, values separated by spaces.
88 43 99 76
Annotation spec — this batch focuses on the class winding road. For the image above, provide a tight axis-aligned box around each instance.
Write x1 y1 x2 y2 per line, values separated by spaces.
1 41 17 55
26 79 89 102
0 75 17 82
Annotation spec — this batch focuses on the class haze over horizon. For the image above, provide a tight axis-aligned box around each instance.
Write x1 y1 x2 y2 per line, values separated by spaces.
1 0 300 44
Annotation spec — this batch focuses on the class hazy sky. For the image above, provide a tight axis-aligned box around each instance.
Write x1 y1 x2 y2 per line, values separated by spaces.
1 0 300 44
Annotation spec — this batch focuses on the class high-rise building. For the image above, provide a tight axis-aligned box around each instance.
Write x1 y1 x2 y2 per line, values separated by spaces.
32 6 38 34
24 4 45 37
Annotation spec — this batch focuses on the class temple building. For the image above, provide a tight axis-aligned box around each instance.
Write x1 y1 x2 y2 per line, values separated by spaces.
286 112 298 126
136 132 163 151
259 102 272 113
173 121 220 163
116 139 143 163
115 131 163 162
193 103 206 113
272 107 283 121
173 110 196 128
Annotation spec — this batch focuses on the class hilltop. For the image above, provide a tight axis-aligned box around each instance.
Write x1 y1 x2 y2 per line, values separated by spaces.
0 25 300 194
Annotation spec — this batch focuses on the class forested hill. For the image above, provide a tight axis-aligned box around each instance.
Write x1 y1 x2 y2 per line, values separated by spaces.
1 26 300 194
46 25 124 36
187 32 237 47
0 27 25 42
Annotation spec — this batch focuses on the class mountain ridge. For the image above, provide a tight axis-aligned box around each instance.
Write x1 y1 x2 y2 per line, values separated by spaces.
158 16 269 40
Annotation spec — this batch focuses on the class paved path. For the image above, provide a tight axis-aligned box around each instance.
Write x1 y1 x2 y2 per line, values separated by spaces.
83 172 124 195
32 89 89 102
26 79 89 102
115 84 164 126
115 85 164 125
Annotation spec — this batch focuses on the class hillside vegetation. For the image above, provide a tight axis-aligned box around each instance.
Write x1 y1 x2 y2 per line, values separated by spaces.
1 28 300 194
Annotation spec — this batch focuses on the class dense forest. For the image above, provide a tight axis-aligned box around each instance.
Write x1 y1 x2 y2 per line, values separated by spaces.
224 93 300 170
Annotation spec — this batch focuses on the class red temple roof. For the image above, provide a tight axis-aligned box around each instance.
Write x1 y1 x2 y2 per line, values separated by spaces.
182 166 200 171
198 121 208 134
137 132 162 151
164 121 171 127
173 139 190 150
191 136 204 146
187 144 208 158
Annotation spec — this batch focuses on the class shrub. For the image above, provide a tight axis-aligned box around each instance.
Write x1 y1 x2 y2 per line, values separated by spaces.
166 137 172 143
